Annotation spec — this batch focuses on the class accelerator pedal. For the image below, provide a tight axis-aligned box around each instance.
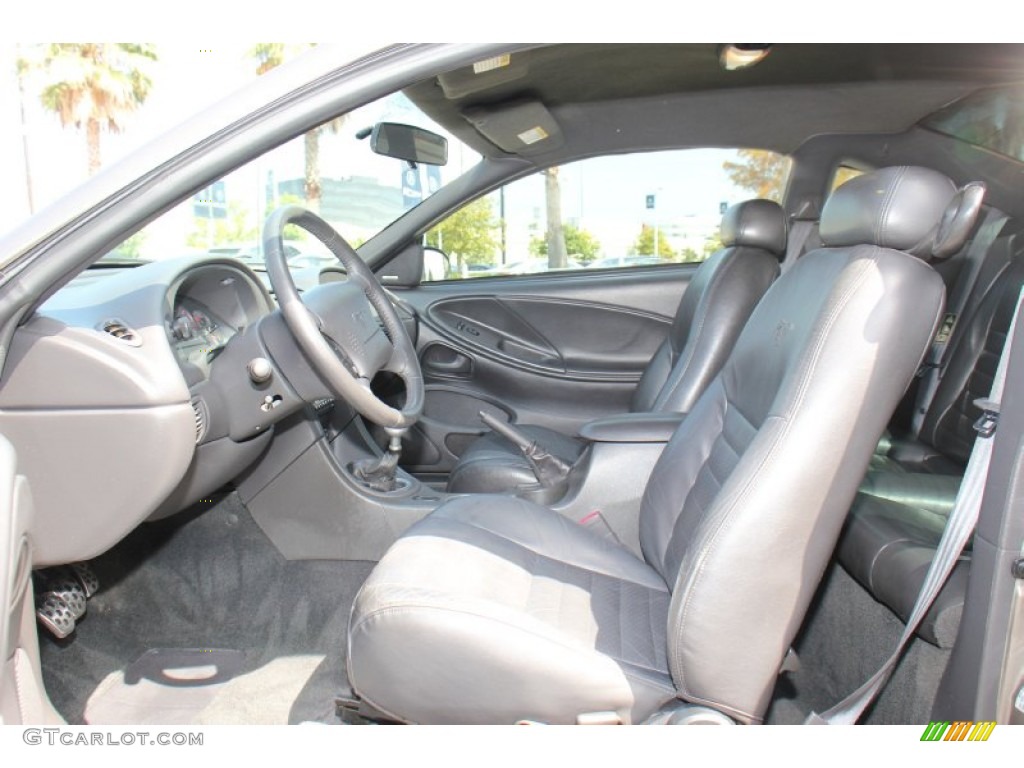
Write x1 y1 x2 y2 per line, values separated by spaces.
69 562 100 598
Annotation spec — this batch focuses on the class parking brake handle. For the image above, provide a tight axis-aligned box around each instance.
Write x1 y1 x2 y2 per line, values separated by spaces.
479 412 572 489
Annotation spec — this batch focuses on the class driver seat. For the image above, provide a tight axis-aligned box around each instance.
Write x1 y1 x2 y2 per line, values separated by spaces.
346 167 955 724
446 199 786 494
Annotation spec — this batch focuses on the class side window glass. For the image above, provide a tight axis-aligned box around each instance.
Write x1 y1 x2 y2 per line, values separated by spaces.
829 165 865 194
923 85 1024 163
423 148 791 281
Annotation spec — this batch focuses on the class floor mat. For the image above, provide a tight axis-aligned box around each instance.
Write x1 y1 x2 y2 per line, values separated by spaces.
39 494 375 725
86 648 245 724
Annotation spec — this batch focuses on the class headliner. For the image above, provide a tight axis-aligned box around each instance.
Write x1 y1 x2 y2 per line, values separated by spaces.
406 44 1024 161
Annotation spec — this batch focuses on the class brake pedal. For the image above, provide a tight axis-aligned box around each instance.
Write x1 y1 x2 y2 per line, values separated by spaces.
36 593 76 639
69 562 100 598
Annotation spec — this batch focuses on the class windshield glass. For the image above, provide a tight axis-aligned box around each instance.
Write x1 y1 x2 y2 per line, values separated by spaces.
102 90 481 268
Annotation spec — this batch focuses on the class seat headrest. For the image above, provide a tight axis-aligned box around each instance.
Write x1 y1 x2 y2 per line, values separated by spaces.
720 199 787 257
913 181 986 261
820 166 958 256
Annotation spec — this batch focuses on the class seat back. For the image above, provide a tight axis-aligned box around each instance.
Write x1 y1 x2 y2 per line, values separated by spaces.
919 231 1023 463
631 199 785 414
637 167 955 722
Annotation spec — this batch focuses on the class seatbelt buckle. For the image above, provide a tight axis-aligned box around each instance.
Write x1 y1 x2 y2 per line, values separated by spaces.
973 397 1000 438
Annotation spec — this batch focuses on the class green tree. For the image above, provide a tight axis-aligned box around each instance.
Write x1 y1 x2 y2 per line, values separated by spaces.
250 43 345 213
115 231 147 259
187 193 312 252
722 149 792 202
529 223 601 264
629 224 676 260
21 43 157 175
702 233 723 259
186 202 257 250
425 197 498 272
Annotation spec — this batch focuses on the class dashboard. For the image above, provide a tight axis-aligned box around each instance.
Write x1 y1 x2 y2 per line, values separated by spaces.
0 254 415 567
164 264 271 385
0 256 290 566
169 299 231 374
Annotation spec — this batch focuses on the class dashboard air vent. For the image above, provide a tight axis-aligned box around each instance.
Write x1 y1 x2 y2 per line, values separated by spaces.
192 399 208 444
100 319 142 347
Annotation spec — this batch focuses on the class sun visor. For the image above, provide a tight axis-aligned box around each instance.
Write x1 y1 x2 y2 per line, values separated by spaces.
437 54 530 99
462 101 564 156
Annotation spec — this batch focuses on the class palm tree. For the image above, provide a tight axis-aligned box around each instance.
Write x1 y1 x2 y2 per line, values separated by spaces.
22 43 157 176
250 43 346 214
543 167 568 269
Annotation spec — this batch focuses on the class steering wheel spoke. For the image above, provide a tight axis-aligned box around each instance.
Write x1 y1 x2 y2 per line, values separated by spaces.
263 206 424 429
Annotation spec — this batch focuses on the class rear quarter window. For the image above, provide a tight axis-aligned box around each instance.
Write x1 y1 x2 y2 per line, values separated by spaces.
923 85 1024 163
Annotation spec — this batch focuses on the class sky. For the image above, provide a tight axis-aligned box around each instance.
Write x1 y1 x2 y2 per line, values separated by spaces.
0 43 258 223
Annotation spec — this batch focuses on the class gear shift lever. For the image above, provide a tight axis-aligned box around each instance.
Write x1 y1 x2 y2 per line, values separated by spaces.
478 412 572 489
352 427 406 492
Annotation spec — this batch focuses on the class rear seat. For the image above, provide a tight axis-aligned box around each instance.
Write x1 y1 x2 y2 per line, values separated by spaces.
837 215 1023 647
860 224 1020 512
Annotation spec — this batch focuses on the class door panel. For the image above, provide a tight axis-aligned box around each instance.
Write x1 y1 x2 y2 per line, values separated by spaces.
394 265 695 475
427 296 669 377
0 434 60 724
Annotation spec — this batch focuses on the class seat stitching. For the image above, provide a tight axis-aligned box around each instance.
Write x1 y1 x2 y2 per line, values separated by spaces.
672 255 875 696
426 512 669 592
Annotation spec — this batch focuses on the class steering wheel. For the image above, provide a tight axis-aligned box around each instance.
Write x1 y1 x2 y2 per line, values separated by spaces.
262 206 423 429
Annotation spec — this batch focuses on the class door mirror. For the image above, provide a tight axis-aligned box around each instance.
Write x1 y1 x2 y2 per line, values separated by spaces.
370 123 448 166
423 247 450 281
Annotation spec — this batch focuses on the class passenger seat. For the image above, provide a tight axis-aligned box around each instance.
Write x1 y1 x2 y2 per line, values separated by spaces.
447 199 786 494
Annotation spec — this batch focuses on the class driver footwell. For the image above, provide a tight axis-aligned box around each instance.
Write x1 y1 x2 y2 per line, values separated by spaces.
37 493 374 724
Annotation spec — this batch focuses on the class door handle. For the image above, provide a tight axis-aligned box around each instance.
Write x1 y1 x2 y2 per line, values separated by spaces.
421 344 473 377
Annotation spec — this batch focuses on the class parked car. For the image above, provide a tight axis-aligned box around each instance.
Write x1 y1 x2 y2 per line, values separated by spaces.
207 240 303 266
479 257 583 276
1 44 1023 736
287 252 340 270
586 255 666 269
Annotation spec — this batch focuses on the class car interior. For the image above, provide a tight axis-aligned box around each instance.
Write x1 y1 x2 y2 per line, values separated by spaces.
2 43 1024 726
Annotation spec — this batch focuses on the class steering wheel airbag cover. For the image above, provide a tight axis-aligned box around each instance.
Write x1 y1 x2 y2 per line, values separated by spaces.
263 206 423 428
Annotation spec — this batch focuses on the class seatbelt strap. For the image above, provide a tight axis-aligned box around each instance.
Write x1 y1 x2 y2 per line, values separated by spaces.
912 208 1008 434
808 284 1024 725
781 219 816 273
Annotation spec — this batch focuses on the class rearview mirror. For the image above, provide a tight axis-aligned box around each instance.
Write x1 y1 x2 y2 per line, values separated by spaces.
370 123 448 166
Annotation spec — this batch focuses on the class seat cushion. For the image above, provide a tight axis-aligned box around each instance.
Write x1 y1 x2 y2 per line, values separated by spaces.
858 469 962 517
446 424 586 494
347 495 676 724
837 493 968 648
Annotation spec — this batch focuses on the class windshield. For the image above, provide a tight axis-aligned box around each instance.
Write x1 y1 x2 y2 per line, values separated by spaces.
101 90 481 268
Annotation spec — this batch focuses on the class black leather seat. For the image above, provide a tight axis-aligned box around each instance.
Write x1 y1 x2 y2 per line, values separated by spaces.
446 199 786 494
347 167 953 724
868 217 1018 483
839 241 1023 644
854 223 1019 515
